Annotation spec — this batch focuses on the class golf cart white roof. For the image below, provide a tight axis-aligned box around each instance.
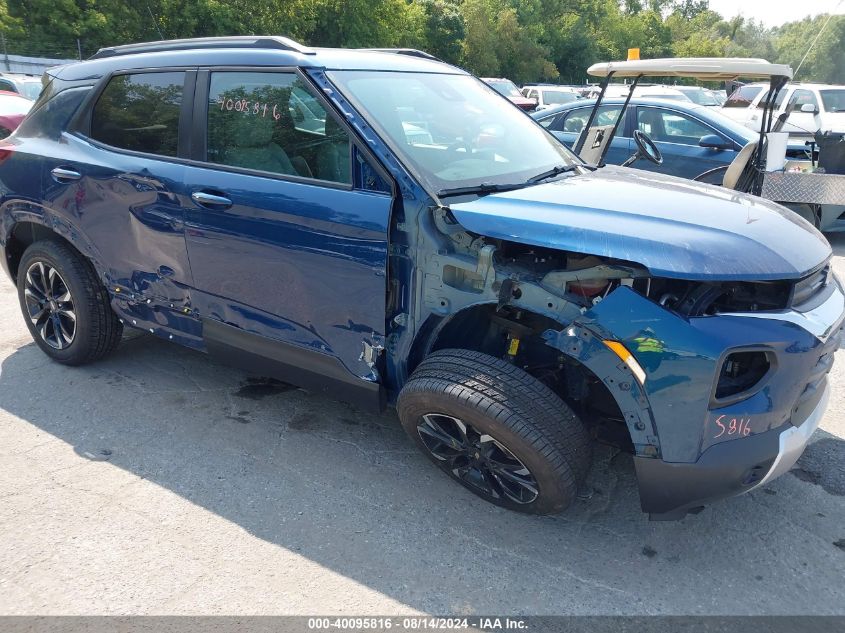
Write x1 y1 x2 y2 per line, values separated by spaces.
587 57 793 80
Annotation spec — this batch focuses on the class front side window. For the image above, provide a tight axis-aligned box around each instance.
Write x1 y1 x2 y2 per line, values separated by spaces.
207 72 350 184
543 90 578 106
636 108 713 145
789 89 819 111
90 72 184 156
328 71 578 193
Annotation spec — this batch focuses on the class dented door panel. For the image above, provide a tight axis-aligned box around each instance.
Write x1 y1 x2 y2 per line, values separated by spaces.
182 164 392 382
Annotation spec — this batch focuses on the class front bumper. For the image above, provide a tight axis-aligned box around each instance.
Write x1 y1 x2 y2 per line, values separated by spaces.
635 380 829 520
549 279 844 520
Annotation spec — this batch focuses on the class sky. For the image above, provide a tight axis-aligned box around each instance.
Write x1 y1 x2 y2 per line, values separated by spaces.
706 0 845 27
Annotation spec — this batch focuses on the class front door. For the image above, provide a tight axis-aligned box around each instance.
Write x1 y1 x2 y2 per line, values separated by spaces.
183 69 393 409
633 106 735 180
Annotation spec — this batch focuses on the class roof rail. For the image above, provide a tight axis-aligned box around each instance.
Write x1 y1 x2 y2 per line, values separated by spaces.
90 36 315 60
363 48 443 62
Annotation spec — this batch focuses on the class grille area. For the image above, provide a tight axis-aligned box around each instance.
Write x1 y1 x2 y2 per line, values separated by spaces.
793 326 841 425
791 265 830 308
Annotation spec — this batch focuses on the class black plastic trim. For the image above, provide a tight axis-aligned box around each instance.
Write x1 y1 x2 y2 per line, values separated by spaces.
635 423 782 519
708 345 778 408
203 319 386 413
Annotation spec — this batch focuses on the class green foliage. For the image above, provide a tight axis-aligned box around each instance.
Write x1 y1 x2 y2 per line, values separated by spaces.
1 0 843 85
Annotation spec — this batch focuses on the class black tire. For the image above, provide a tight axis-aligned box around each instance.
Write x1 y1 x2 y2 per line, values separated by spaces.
17 240 122 365
397 348 592 515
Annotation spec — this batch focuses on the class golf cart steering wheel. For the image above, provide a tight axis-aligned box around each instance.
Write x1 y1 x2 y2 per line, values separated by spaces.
633 129 663 165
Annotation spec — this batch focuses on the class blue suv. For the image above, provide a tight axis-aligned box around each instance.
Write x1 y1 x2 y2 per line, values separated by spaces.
1 37 842 519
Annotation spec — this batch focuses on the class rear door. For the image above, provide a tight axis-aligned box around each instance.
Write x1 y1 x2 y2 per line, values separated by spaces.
182 68 393 409
46 70 196 313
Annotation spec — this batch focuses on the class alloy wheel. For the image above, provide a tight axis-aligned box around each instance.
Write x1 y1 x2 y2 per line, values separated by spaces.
23 261 77 350
417 413 539 504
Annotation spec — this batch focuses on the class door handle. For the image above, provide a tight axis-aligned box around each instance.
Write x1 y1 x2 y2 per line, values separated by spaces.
50 167 82 183
191 191 232 209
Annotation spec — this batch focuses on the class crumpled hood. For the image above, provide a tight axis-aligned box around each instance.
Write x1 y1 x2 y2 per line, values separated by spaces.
449 166 831 280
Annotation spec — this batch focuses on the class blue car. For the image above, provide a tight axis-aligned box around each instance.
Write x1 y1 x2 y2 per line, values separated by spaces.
532 97 809 181
0 37 841 520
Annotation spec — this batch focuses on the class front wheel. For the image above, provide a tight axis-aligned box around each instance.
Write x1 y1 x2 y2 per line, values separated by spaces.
17 240 122 365
397 349 591 514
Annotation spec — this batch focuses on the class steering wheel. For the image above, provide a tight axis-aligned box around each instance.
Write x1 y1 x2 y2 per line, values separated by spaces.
633 129 663 165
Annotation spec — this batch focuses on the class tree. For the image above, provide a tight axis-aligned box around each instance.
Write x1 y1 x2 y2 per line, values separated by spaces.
773 14 845 84
419 0 464 63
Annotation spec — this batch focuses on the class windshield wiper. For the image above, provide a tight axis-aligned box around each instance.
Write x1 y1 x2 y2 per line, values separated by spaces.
436 182 527 198
525 164 584 184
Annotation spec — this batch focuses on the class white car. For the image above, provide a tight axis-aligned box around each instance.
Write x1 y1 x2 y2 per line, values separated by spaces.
593 83 693 102
520 85 581 110
721 82 845 140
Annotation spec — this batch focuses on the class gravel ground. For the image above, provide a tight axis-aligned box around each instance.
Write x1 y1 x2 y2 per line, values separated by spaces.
0 235 844 616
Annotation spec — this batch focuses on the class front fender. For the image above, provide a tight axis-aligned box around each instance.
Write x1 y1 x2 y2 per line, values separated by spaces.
544 286 733 463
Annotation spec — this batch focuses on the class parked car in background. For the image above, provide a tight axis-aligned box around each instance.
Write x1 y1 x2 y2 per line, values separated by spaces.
601 84 692 102
0 91 33 138
481 77 536 111
520 84 581 110
721 82 845 141
0 73 43 100
533 97 810 181
674 85 724 106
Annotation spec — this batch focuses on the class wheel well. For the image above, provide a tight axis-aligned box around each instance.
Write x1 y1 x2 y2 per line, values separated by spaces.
411 305 633 452
6 222 73 284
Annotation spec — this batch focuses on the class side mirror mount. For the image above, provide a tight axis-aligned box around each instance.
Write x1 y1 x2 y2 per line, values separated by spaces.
699 134 732 150
800 103 819 114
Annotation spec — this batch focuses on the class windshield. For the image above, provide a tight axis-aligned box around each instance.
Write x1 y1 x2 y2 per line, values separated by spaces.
0 94 32 116
19 81 42 100
328 71 578 193
485 79 522 98
639 93 688 101
820 89 845 113
680 88 721 106
543 90 578 105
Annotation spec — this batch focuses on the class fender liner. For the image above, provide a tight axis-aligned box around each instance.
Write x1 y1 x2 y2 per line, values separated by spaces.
542 322 661 458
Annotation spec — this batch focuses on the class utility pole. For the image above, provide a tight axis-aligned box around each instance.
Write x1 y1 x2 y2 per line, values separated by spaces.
77 38 83 60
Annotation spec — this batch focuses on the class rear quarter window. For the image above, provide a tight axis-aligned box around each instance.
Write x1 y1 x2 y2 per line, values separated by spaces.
90 71 185 157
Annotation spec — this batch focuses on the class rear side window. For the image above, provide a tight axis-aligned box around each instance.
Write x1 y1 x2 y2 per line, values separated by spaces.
90 72 185 157
557 105 622 134
206 71 351 184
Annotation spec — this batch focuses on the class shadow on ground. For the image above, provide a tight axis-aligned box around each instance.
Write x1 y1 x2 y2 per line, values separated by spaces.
1 334 844 614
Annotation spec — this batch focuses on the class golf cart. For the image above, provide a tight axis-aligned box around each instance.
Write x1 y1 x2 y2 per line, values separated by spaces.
575 57 845 230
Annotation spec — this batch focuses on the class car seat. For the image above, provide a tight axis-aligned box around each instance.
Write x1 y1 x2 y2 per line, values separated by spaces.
225 113 297 175
315 115 351 183
637 109 665 141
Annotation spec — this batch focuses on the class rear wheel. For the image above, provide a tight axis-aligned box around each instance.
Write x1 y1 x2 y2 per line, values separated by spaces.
397 349 591 514
17 240 122 365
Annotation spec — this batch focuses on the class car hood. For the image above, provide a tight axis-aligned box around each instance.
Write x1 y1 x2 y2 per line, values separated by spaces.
449 166 830 280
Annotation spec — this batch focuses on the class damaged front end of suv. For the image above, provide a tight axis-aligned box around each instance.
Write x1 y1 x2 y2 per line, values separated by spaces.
400 167 843 519
324 66 843 519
